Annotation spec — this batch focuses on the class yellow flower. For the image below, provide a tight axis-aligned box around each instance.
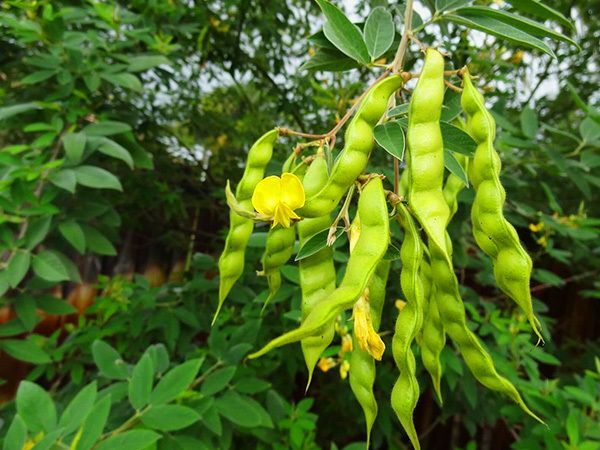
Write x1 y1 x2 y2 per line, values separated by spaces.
395 299 407 311
317 357 337 373
340 333 353 354
251 173 305 228
352 290 385 360
339 360 350 380
529 222 544 233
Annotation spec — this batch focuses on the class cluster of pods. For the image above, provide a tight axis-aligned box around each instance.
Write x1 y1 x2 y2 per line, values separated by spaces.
216 48 543 449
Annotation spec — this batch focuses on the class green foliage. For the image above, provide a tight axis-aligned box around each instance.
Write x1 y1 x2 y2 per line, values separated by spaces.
0 0 598 449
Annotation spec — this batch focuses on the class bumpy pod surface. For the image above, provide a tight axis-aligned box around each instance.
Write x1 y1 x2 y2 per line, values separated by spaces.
299 76 403 218
407 54 541 422
260 225 296 310
406 49 451 260
418 264 445 404
349 260 390 449
391 205 425 450
215 129 278 323
429 243 543 423
297 155 336 386
249 176 389 359
461 72 542 341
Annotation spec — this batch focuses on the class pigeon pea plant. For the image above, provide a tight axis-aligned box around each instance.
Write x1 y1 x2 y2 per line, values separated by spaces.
215 1 585 449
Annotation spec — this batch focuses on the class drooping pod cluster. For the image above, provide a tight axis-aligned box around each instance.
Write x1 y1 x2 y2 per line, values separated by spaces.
216 52 544 449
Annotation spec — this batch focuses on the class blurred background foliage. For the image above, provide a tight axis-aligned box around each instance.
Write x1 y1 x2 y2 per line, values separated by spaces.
0 0 598 449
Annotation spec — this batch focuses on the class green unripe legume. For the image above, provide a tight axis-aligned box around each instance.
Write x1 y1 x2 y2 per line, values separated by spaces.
249 176 389 359
349 260 390 449
461 71 543 342
391 204 425 450
299 76 403 218
297 154 336 386
215 129 278 324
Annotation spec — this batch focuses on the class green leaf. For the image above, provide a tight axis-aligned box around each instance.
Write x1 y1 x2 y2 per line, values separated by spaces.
3 415 27 450
76 395 112 450
234 377 271 394
74 165 122 191
21 70 57 85
94 430 161 450
97 138 134 168
101 72 143 92
30 429 64 450
315 0 370 65
383 242 402 261
36 295 76 315
387 103 409 118
32 250 72 282
6 251 30 288
440 121 477 156
84 121 131 136
58 381 97 434
444 13 556 57
16 381 56 433
25 216 52 250
81 225 117 256
214 392 263 427
300 48 360 72
63 132 87 163
48 169 77 193
59 220 86 254
454 6 579 49
295 228 342 261
363 7 395 59
2 338 52 364
127 55 171 72
505 0 574 31
0 102 42 121
141 405 200 431
92 340 129 380
200 366 236 397
374 121 405 160
150 359 202 405
444 149 469 186
435 0 472 13
580 117 600 144
15 297 37 330
520 107 539 138
129 354 154 410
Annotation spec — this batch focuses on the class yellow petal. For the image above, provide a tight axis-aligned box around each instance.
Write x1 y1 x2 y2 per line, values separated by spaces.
252 176 281 217
280 172 305 210
352 293 385 360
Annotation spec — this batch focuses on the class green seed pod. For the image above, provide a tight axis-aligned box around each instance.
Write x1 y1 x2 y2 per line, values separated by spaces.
461 71 542 342
349 260 390 449
407 51 541 423
299 76 403 218
215 129 278 324
259 225 296 312
391 204 424 450
297 154 336 386
249 176 389 359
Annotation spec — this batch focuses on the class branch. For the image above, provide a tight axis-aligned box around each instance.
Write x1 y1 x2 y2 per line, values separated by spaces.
392 0 414 73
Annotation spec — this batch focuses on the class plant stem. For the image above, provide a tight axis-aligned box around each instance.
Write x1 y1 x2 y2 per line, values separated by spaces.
392 0 414 74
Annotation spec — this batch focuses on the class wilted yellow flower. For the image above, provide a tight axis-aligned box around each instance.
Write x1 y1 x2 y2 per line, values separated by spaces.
339 360 350 380
317 357 337 373
341 333 353 354
251 173 305 228
352 290 385 360
395 299 407 311
349 215 361 253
